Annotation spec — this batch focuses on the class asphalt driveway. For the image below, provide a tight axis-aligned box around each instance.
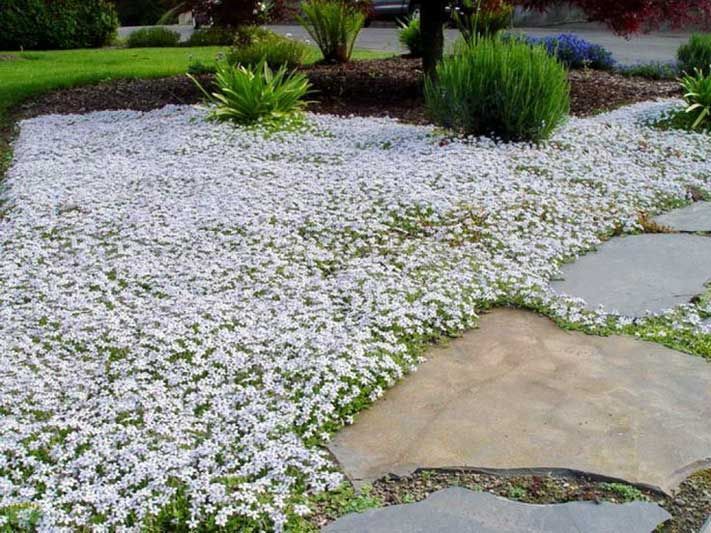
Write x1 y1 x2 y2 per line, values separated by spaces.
118 24 691 65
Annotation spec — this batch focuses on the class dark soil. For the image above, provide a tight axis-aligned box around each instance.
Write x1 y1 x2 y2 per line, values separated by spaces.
17 57 681 124
311 468 711 532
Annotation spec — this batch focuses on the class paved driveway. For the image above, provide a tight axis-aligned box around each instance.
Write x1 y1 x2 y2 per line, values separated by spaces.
119 24 690 65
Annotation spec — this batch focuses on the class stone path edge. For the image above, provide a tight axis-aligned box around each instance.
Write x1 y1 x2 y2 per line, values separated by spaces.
334 455 711 498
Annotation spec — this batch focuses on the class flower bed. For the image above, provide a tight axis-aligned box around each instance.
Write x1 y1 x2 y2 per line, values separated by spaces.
1 102 709 530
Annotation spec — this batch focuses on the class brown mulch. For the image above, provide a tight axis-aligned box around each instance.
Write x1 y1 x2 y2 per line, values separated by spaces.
309 468 711 532
17 57 681 124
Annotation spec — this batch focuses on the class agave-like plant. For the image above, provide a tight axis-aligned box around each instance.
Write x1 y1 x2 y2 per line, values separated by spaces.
188 60 311 126
298 0 365 63
681 67 711 130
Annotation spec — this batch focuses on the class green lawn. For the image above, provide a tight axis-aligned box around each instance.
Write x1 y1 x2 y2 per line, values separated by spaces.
0 46 391 121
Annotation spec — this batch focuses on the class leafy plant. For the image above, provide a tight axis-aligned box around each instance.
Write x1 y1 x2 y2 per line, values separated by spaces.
600 482 645 502
227 29 309 69
454 0 513 43
188 60 311 127
520 33 615 70
399 16 423 57
126 27 181 48
425 37 570 142
618 61 678 80
0 0 118 51
184 27 235 47
678 33 711 76
298 0 366 63
680 67 711 130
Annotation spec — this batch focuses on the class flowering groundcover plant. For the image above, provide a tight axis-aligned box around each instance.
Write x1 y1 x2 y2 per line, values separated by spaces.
0 102 710 531
518 33 616 71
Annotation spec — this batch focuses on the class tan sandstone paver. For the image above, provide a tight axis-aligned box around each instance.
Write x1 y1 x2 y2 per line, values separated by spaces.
328 309 711 493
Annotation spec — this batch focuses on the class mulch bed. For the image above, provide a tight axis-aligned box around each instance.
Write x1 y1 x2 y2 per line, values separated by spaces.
309 468 711 532
17 56 681 123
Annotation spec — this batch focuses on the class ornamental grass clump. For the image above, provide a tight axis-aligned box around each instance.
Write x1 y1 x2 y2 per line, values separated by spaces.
425 38 570 142
454 0 513 43
298 0 365 63
188 60 311 127
678 34 711 75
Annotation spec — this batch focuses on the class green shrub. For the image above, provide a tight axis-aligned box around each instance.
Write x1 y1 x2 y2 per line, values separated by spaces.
298 0 365 63
188 60 311 126
0 0 118 51
425 38 570 142
455 0 513 43
398 17 423 57
618 61 678 80
184 27 235 47
126 27 181 48
227 29 308 69
678 34 711 75
114 0 164 26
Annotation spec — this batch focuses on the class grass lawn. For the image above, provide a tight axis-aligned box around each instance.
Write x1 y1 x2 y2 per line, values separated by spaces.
0 46 392 122
0 45 392 180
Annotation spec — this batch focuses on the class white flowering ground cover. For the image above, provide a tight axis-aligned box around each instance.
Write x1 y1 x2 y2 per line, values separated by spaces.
1 101 710 531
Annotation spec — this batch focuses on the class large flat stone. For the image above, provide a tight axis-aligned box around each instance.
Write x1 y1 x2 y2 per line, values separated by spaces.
551 234 711 316
654 202 711 233
328 310 711 493
323 488 671 533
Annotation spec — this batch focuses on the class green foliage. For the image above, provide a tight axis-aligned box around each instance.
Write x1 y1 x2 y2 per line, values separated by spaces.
189 60 311 127
680 68 711 130
425 38 570 142
126 27 181 48
618 61 678 80
678 33 711 75
600 483 646 502
0 504 42 532
0 0 119 51
227 28 309 69
398 17 423 57
298 0 366 63
184 27 236 47
114 0 165 26
454 0 513 43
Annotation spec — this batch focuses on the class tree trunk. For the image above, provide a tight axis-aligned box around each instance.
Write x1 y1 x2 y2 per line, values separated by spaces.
421 0 446 77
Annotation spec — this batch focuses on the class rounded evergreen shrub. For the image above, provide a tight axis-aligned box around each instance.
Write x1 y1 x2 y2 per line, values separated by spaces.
184 27 235 47
126 27 181 48
425 38 570 142
0 0 118 51
227 28 308 69
678 34 711 75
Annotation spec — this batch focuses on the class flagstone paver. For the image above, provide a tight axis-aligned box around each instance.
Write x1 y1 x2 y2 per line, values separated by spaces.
653 202 711 233
323 488 672 533
551 234 711 316
328 309 711 493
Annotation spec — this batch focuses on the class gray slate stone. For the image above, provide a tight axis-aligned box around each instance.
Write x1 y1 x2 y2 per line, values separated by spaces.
552 234 711 316
323 488 671 533
654 202 711 232
329 310 711 493
701 515 711 533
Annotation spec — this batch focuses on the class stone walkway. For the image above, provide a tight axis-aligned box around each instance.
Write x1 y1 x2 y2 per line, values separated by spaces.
325 488 671 533
552 234 711 316
328 201 711 530
328 309 711 493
